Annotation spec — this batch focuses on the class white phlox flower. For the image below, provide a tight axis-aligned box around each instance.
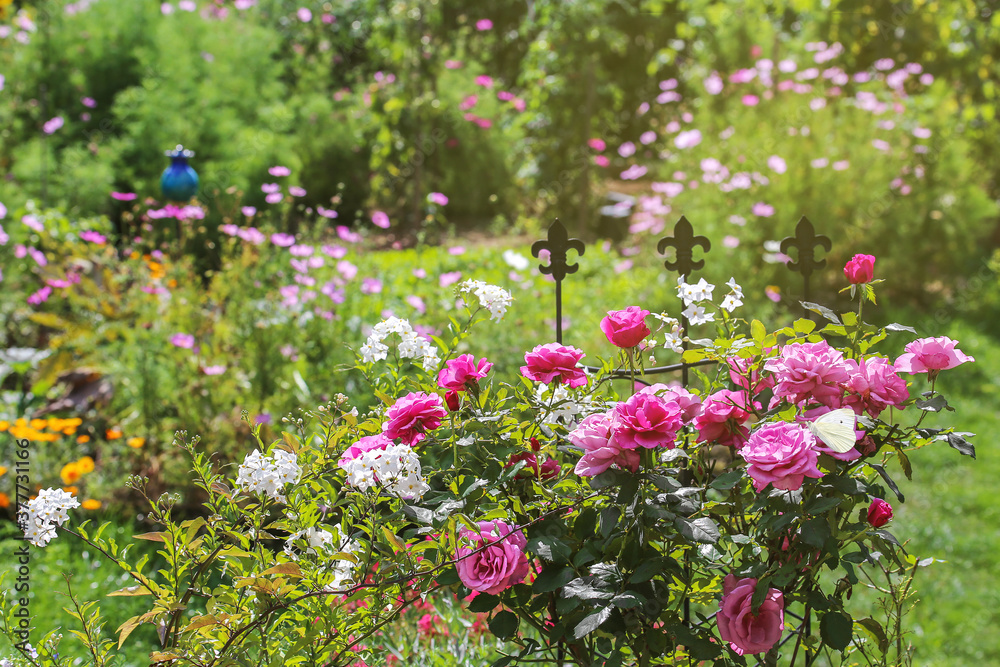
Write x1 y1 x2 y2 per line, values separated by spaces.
459 279 514 321
236 448 302 503
19 488 80 547
360 316 439 369
502 249 530 271
340 443 430 500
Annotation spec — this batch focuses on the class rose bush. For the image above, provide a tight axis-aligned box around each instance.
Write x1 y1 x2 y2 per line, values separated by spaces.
0 261 979 667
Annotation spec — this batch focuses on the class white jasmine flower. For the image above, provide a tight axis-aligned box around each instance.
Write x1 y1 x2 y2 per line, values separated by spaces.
682 303 715 326
236 449 301 503
18 488 80 547
340 443 430 500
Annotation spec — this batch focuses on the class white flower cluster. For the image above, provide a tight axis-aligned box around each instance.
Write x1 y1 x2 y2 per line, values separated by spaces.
236 449 301 503
282 524 361 592
19 488 79 547
359 316 440 370
459 279 514 321
340 443 430 500
675 276 744 325
535 383 593 426
649 313 685 354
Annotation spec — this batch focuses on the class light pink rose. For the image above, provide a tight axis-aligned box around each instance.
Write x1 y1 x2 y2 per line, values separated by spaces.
739 422 823 491
611 392 684 450
382 392 448 445
338 434 392 468
843 253 875 284
842 357 908 418
894 336 974 377
520 343 587 388
455 520 530 594
717 574 784 655
764 341 850 408
694 389 754 448
569 412 640 477
600 306 651 348
437 354 493 392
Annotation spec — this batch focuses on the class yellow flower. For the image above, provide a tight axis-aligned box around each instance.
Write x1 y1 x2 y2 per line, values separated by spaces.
0 420 10 432
66 417 83 427
77 456 95 474
127 437 145 449
81 499 102 510
77 434 91 444
106 428 123 440
0 466 6 477
60 462 82 485
30 418 47 430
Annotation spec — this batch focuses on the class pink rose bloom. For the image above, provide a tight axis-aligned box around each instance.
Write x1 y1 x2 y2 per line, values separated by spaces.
739 422 823 491
727 355 776 395
867 498 893 527
438 354 494 392
844 253 875 284
455 520 530 595
338 434 393 468
842 357 909 418
382 392 448 445
717 574 784 655
638 384 703 423
611 392 684 450
694 389 754 448
569 412 640 477
600 306 651 348
800 406 862 461
520 343 587 388
894 337 974 377
764 341 850 407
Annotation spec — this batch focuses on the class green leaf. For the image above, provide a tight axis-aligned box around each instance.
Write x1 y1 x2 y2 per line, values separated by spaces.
869 464 905 502
489 610 519 640
856 617 889 653
885 323 916 334
751 319 766 343
674 517 720 544
532 566 575 593
528 535 572 563
793 318 816 334
820 611 853 650
804 497 841 515
915 395 951 413
946 432 976 459
801 302 840 324
709 469 744 491
800 517 831 548
468 593 501 613
629 558 668 583
563 578 614 602
572 606 612 639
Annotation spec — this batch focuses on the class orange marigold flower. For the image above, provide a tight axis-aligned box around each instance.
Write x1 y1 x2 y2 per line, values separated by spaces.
0 420 9 431
77 434 91 444
106 428 123 440
77 456 95 473
35 432 59 442
126 437 145 449
30 418 47 430
0 466 7 477
64 428 78 435
63 486 79 496
81 499 102 510
61 462 82 485
0 493 9 509
66 417 83 427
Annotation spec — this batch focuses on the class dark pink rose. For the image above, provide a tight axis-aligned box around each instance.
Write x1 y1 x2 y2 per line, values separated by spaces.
694 389 754 448
539 457 561 480
637 384 703 423
520 343 587 388
739 422 823 491
844 253 876 284
505 451 539 477
867 498 893 527
338 434 392 467
438 353 493 391
444 389 461 412
842 357 909 418
455 520 530 594
569 412 640 477
600 306 651 348
764 341 850 408
717 574 785 655
894 336 974 378
611 392 684 450
382 391 448 445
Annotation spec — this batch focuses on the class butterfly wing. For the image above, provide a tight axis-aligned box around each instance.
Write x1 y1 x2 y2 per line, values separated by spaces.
808 408 857 453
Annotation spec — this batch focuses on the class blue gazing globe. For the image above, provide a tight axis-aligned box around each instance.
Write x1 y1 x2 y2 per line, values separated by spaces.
160 144 199 202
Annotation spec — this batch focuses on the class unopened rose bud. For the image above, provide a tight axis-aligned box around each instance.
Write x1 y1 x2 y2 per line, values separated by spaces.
844 253 876 284
867 498 893 527
444 390 460 412
857 434 879 457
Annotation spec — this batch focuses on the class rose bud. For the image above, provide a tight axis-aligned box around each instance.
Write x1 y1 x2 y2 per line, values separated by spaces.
844 253 876 284
444 389 461 412
867 498 893 527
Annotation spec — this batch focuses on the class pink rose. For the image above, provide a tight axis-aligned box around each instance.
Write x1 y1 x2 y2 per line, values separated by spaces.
638 384 703 423
539 457 561 480
894 336 974 378
520 343 587 388
444 389 461 411
764 341 850 408
739 422 823 491
800 406 862 462
569 412 640 477
338 434 392 468
455 520 530 594
842 357 909 418
717 574 785 655
727 354 776 395
843 253 876 284
438 354 493 392
694 389 754 448
867 498 893 527
600 306 651 348
382 391 448 445
611 392 684 450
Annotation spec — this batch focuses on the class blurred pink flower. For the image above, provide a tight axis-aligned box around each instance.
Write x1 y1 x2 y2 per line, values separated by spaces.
170 333 195 349
337 226 362 243
448 246 466 255
43 117 64 134
27 286 53 305
261 183 280 193
439 271 462 287
475 18 492 30
268 166 290 177
723 235 740 248
406 295 426 314
322 244 346 258
475 75 493 88
741 94 759 106
271 233 295 247
752 202 774 217
337 260 358 280
81 97 97 108
459 95 477 110
445 60 463 69
361 277 382 294
317 206 338 218
704 72 723 94
265 193 283 204
203 365 226 376
297 7 312 21
594 155 610 167
80 230 106 244
289 186 307 197
588 138 606 151
242 206 257 217
372 210 390 228
428 192 449 206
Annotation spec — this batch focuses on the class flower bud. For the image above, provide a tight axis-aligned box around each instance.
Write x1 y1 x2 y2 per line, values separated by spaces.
867 498 893 527
844 254 875 284
444 390 460 412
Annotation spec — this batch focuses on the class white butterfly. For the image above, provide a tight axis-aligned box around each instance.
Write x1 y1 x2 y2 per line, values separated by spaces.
807 408 858 453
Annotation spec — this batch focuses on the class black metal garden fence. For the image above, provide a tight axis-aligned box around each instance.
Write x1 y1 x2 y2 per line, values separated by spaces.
530 215 834 665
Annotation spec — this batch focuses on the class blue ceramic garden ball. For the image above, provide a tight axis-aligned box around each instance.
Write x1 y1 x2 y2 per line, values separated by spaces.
160 145 199 202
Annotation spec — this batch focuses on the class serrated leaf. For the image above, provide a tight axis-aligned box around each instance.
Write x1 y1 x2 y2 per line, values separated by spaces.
856 617 889 652
532 565 575 593
915 395 950 413
572 606 612 639
563 578 614 602
709 469 743 491
489 610 519 640
675 517 720 544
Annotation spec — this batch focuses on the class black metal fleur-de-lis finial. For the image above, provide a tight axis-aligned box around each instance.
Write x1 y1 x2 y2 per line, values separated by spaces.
657 216 711 278
780 216 831 317
532 219 585 344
